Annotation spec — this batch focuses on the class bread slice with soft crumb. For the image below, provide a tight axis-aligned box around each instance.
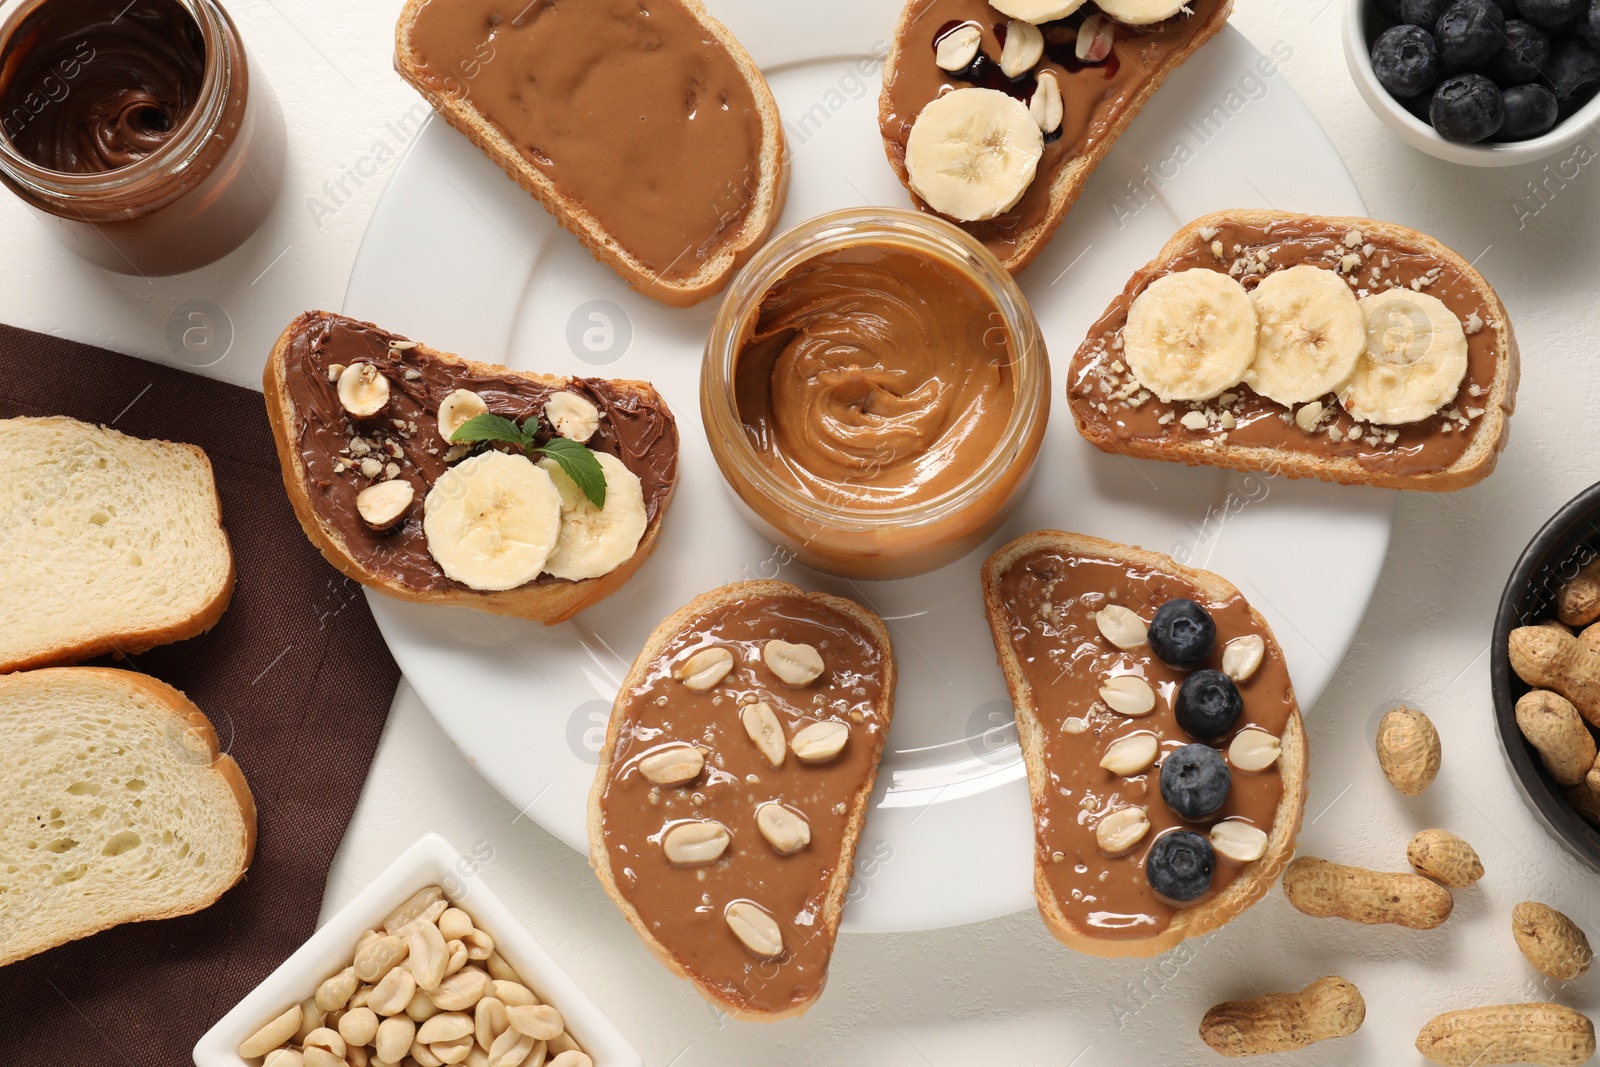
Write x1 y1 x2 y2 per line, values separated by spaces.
0 417 234 674
0 667 255 967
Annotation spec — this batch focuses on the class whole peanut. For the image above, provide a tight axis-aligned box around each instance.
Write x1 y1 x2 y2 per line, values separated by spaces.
1581 622 1600 657
1510 627 1600 725
1567 782 1600 825
1282 856 1453 929
1416 1003 1595 1066
1518 690 1598 786
1558 560 1600 628
1513 902 1594 981
1408 830 1484 889
1200 976 1365 1057
1377 707 1441 796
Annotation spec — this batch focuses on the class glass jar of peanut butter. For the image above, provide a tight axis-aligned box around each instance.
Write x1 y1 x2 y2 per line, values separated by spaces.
702 207 1049 580
0 0 285 275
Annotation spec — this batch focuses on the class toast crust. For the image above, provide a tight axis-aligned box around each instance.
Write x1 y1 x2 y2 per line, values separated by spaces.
263 312 677 625
878 0 1234 274
981 531 1307 958
393 0 789 307
1070 210 1520 492
586 580 896 1021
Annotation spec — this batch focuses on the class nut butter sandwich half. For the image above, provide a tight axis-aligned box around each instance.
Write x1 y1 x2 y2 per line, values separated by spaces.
263 310 678 624
1070 209 1519 491
980 530 1307 958
588 580 896 1020
393 0 788 307
878 0 1233 274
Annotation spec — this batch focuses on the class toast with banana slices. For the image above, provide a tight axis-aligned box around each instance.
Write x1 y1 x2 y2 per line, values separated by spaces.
263 311 678 624
1069 210 1518 491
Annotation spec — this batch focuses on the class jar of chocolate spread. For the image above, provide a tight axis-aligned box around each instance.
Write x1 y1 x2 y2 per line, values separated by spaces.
0 0 285 275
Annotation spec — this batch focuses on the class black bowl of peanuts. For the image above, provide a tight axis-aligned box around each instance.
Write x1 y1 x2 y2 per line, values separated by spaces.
1492 479 1600 870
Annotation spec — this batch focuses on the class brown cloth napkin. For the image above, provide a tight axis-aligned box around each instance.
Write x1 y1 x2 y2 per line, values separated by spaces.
0 323 401 1062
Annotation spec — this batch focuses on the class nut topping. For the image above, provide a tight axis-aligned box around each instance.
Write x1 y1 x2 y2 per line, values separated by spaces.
755 802 811 855
1100 732 1159 776
544 392 602 442
676 647 734 691
999 19 1043 77
437 389 488 443
637 744 705 786
1222 634 1266 682
740 701 786 768
1094 605 1148 650
1100 675 1157 717
661 820 731 866
1229 729 1281 772
1030 70 1063 134
356 480 415 532
1210 820 1269 863
763 640 825 687
934 22 981 71
790 720 849 763
1076 13 1114 63
724 901 783 959
1095 806 1150 854
338 363 390 418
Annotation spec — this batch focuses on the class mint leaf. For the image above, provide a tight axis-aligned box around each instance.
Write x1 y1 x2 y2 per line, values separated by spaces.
538 438 606 508
450 413 527 447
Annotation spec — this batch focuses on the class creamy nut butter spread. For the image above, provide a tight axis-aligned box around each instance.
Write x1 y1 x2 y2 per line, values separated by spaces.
404 0 765 280
995 550 1292 941
733 240 1015 509
598 593 891 1014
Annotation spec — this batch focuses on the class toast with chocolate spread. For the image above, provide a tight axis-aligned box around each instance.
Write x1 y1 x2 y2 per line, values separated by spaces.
263 311 678 624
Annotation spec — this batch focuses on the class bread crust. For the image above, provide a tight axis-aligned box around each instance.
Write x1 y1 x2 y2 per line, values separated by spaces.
1070 210 1520 492
586 581 896 1021
0 667 256 967
878 0 1234 275
981 531 1307 959
262 312 678 625
392 0 788 307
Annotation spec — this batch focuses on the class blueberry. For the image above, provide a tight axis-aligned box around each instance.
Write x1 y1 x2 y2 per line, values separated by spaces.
1145 830 1217 902
1430 73 1506 140
1373 25 1443 96
1499 82 1561 135
1586 0 1600 46
1518 0 1584 24
1546 38 1600 104
1160 743 1232 821
1490 20 1550 83
1148 600 1216 668
1400 0 1451 24
1176 670 1245 740
1378 0 1409 18
1488 0 1521 12
1436 0 1506 70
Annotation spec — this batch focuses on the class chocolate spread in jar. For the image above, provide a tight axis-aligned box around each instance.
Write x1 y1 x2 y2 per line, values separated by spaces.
1070 217 1512 477
279 311 678 593
598 592 892 1015
995 550 1295 941
403 0 765 281
880 0 1230 263
733 241 1017 510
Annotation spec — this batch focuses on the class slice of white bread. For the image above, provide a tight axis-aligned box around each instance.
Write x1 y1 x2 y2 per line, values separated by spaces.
1070 210 1520 491
393 0 788 307
587 580 896 1020
981 531 1306 958
0 417 234 674
0 667 256 967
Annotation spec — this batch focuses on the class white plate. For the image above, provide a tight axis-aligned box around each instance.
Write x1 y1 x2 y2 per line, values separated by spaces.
343 4 1393 932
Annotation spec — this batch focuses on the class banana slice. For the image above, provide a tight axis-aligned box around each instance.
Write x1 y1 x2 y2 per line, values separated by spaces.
1123 269 1258 403
905 88 1043 223
990 0 1088 23
423 450 561 591
538 452 648 581
1341 289 1469 425
1243 265 1366 406
1095 0 1189 25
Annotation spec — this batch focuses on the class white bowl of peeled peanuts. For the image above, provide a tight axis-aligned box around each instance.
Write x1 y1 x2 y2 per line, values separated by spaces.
193 833 641 1067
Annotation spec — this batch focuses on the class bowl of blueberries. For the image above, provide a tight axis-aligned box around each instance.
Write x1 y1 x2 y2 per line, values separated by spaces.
1345 0 1600 164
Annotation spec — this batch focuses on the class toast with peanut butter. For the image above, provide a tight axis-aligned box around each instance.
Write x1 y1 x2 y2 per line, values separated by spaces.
393 0 788 307
1070 210 1519 491
263 311 678 625
588 580 896 1020
879 0 1233 274
982 531 1306 959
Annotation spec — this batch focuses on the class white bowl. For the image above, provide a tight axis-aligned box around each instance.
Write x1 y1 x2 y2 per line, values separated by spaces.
193 834 642 1067
1344 0 1600 166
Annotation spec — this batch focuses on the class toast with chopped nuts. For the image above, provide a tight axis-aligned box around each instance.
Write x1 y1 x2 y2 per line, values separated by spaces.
263 311 678 625
1069 210 1519 492
982 530 1307 958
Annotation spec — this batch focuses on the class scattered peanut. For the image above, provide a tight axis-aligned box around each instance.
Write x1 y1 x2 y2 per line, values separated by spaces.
755 802 811 855
1376 706 1441 796
1099 732 1158 776
1557 559 1600 627
1416 1003 1595 1066
790 720 849 763
1228 729 1281 772
1407 830 1484 888
1282 856 1453 929
1517 690 1597 785
1222 635 1266 683
725 900 784 958
1094 605 1148 650
1200 976 1365 1057
1513 902 1594 981
1210 820 1268 864
1510 626 1600 725
677 646 735 691
637 744 705 787
740 701 786 768
1095 806 1150 854
662 819 731 866
1100 675 1157 717
763 640 825 686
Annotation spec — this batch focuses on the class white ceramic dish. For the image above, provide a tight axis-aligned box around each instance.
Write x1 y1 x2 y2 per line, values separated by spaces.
343 2 1395 932
1345 0 1600 166
193 834 642 1067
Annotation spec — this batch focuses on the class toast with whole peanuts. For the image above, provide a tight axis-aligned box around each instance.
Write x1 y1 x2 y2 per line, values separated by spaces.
588 580 896 1020
1069 210 1519 491
263 311 678 624
982 530 1306 958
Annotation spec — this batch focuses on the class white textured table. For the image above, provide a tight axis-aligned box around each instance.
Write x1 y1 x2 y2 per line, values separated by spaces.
3 2 1599 1064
